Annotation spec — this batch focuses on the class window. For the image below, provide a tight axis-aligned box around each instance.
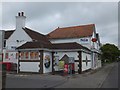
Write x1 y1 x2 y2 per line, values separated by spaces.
20 51 39 60
5 53 8 59
20 52 24 59
30 52 39 60
25 52 29 59
30 52 34 59
35 52 39 59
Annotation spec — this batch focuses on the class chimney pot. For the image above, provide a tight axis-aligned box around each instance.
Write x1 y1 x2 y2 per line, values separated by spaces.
21 12 24 16
18 12 20 16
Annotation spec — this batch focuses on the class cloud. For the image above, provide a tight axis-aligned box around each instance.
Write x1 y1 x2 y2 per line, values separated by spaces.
1 2 118 46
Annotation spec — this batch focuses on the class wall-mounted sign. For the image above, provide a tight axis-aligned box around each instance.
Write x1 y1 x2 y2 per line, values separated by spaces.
80 38 89 44
58 61 64 70
44 55 50 68
92 38 97 42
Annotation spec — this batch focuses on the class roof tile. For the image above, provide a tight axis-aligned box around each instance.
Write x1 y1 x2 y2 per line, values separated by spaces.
47 24 95 39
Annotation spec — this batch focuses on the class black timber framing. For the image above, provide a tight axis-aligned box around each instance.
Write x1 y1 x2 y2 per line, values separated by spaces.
78 51 82 74
39 50 43 74
18 51 20 73
52 52 55 74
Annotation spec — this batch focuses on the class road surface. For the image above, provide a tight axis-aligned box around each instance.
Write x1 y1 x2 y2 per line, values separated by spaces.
4 62 119 88
100 62 119 88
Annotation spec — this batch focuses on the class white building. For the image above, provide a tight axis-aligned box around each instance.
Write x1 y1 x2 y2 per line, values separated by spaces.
3 12 101 74
47 24 101 69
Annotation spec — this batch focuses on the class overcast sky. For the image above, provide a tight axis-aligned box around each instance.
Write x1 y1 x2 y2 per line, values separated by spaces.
0 2 118 46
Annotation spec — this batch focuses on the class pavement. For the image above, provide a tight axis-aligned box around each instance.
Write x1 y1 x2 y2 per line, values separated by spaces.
55 62 117 88
4 62 118 88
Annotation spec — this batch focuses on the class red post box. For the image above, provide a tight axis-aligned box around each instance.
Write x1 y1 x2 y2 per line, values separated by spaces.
2 62 12 71
64 64 68 76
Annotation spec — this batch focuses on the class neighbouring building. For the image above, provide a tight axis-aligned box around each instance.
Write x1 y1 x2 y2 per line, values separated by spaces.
2 12 101 74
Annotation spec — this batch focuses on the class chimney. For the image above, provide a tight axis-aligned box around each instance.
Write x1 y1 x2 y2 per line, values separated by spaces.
18 12 20 16
16 11 26 30
21 12 24 16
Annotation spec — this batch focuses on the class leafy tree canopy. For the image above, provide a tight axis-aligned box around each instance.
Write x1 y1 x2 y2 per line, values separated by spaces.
100 43 120 62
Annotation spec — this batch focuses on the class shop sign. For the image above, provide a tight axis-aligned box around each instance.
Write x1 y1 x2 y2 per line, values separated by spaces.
80 38 89 43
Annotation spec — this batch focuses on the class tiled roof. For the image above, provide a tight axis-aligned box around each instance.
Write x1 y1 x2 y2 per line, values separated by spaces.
23 27 51 44
17 42 90 51
4 27 51 44
52 42 90 51
17 41 52 49
47 24 95 39
4 30 15 39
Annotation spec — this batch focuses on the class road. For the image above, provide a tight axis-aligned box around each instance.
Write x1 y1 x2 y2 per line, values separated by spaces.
6 74 67 88
100 62 119 88
4 62 119 88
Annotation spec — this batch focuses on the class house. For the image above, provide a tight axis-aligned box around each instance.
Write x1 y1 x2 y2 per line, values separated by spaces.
47 24 101 69
3 12 101 74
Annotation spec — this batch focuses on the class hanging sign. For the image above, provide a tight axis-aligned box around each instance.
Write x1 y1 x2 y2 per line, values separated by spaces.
92 38 97 42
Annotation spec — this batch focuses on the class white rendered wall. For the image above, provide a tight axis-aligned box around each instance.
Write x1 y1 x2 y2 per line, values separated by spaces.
54 51 79 71
6 29 32 50
4 28 32 64
54 51 78 60
3 49 18 64
20 62 40 72
43 51 52 73
82 52 92 71
50 37 92 49
75 62 79 72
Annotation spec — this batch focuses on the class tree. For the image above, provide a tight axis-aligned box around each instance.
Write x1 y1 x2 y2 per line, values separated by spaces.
100 43 120 63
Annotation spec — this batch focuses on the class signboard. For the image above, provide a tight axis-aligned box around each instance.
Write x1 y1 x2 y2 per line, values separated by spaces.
44 55 50 68
58 61 64 70
80 38 89 44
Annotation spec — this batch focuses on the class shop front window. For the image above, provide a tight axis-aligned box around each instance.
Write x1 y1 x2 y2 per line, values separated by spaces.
30 52 39 60
21 52 24 60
